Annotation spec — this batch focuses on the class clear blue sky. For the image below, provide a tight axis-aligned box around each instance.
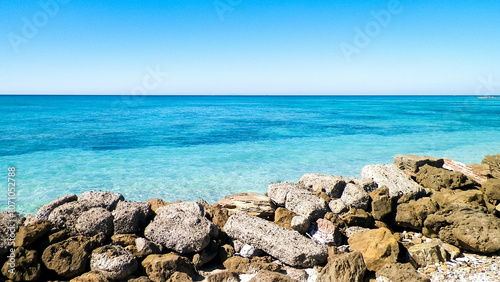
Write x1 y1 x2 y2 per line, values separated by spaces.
1 0 499 95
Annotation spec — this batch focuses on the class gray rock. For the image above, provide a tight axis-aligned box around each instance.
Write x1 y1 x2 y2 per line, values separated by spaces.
285 189 328 220
224 212 327 267
361 164 424 198
328 199 348 214
136 237 162 255
407 242 446 267
78 191 124 210
291 215 310 234
239 244 263 258
35 194 77 220
298 173 347 198
90 245 138 279
76 208 114 236
113 201 150 234
317 251 366 282
340 183 372 210
48 201 88 234
345 226 370 238
394 154 444 173
145 202 216 253
267 182 296 206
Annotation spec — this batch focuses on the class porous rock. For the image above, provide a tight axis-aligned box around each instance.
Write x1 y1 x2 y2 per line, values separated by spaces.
35 194 77 220
376 263 430 282
76 208 113 236
1 247 41 281
298 173 347 198
415 165 475 190
361 164 424 197
90 244 138 279
395 198 438 230
348 227 399 271
267 182 296 206
394 154 444 173
141 253 194 282
78 191 124 210
285 189 328 220
14 220 52 247
317 251 366 282
214 193 274 220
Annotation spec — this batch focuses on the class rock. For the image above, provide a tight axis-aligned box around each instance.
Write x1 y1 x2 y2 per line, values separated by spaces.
145 202 217 253
443 158 487 184
1 211 24 256
223 256 251 273
290 215 310 233
376 263 430 282
135 237 162 257
35 194 77 220
76 208 114 237
428 238 461 260
214 193 275 220
285 189 328 220
308 219 342 246
1 247 41 281
147 198 168 212
361 164 424 197
197 199 212 218
369 186 393 221
328 199 348 214
167 271 193 282
482 154 500 175
431 189 486 209
239 244 263 258
267 182 296 206
423 204 500 253
481 178 500 202
395 198 438 230
408 242 446 267
344 226 370 238
394 154 444 173
274 207 296 230
348 228 399 271
340 180 375 210
206 270 240 282
142 253 194 282
70 271 109 282
211 205 230 231
78 191 124 210
224 212 327 267
217 244 235 263
47 229 69 245
223 256 280 273
14 220 52 247
48 201 88 234
298 173 347 198
192 242 219 267
415 165 475 190
42 236 100 277
317 251 366 282
23 214 37 226
90 245 138 279
341 209 373 228
112 234 139 246
285 267 309 281
113 202 142 234
249 270 298 282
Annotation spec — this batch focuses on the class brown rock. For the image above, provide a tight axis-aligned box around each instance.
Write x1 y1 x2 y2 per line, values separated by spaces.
482 154 500 176
407 242 446 267
443 158 487 184
166 271 193 282
369 186 393 221
70 271 109 282
214 193 275 220
395 198 438 230
217 244 235 264
142 253 194 282
274 208 296 230
197 199 212 219
127 276 152 282
431 188 486 209
206 270 240 282
317 251 366 282
394 154 444 173
223 256 280 274
147 198 168 212
111 234 139 247
376 263 430 282
192 242 219 268
14 220 52 247
211 205 230 231
223 256 251 273
481 178 500 202
415 165 475 190
249 270 298 282
348 228 399 271
1 247 41 281
341 209 373 228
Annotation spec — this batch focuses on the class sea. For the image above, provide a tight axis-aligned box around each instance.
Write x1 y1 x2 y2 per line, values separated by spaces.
1 95 500 215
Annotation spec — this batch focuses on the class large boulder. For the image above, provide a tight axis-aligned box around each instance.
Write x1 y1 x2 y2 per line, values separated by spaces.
76 208 113 237
113 201 151 234
141 253 194 282
224 212 327 267
348 228 399 271
341 208 373 228
431 189 486 209
415 165 475 190
482 154 500 176
214 193 275 220
145 202 217 253
298 173 347 198
78 191 124 210
35 194 77 220
394 154 444 173
317 252 366 282
90 245 138 279
481 178 500 202
267 182 296 206
339 180 376 210
395 198 438 230
361 164 424 197
1 247 41 281
14 220 52 247
423 204 500 253
376 263 430 282
48 201 89 234
285 189 328 220
369 186 393 221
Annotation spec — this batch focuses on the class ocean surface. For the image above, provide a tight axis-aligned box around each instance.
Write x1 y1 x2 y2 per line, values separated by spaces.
1 95 500 214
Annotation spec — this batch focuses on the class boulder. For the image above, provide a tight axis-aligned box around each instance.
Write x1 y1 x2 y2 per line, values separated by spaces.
415 165 475 190
206 270 240 282
481 178 500 202
14 220 52 247
394 154 444 173
361 164 424 197
1 247 41 281
290 215 310 234
214 193 275 220
224 212 327 267
48 201 88 234
211 205 230 231
423 204 500 253
223 256 280 273
267 182 296 206
239 244 263 258
70 271 109 282
76 208 114 236
192 242 219 267
217 244 235 263
35 194 77 220
443 158 487 184
146 198 168 212
113 201 144 234
482 154 500 175
427 238 461 260
298 173 347 198
112 234 139 247
142 253 194 282
274 207 296 230
376 263 430 282
407 242 446 267
90 245 138 279
78 191 124 210
249 270 298 282
328 199 348 214
317 251 366 282
369 186 393 221
167 271 193 282
340 178 377 210
145 202 217 253
308 218 342 246
285 189 328 220
344 226 370 238
348 228 399 271
395 198 438 230
431 189 486 209
134 237 163 258
341 209 373 228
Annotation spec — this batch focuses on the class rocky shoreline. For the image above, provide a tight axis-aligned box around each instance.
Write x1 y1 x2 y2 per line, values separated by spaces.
1 154 500 282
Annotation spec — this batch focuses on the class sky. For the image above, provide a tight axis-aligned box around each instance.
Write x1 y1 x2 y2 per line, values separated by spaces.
1 0 499 95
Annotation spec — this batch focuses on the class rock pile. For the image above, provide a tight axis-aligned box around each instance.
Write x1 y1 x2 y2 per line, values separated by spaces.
1 153 499 281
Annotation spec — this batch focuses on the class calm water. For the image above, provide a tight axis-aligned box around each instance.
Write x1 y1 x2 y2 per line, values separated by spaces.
1 95 500 214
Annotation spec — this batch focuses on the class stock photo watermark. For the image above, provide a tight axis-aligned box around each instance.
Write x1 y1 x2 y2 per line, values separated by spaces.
340 0 403 63
6 167 17 275
8 0 70 54
213 0 243 21
475 74 499 95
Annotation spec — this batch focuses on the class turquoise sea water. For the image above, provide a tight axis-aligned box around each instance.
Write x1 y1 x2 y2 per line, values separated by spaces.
1 95 500 214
